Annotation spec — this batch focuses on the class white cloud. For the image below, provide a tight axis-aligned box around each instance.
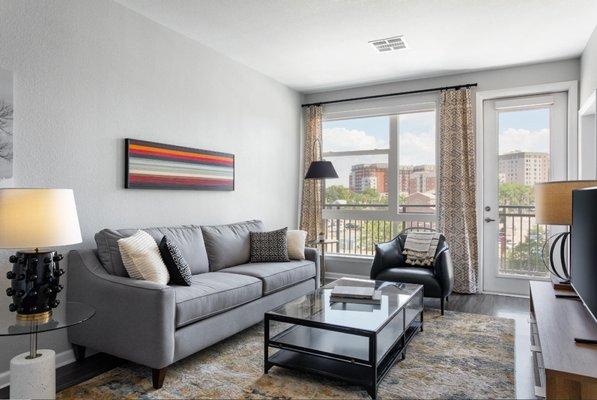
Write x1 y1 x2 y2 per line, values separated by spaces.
499 128 549 154
323 127 387 152
399 130 436 165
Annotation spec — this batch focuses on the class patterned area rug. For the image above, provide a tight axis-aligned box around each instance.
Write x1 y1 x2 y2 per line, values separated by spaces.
58 309 514 399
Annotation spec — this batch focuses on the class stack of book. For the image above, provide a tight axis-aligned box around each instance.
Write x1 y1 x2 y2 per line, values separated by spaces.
330 285 382 305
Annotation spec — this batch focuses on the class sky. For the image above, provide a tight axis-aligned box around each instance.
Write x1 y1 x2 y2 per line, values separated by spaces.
323 112 435 187
498 108 549 155
323 107 550 188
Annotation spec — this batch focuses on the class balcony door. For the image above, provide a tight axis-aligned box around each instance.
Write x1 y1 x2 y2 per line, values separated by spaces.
482 93 568 295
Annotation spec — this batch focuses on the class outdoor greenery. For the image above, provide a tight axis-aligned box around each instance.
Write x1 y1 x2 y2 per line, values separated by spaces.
326 182 534 207
500 228 547 276
499 182 534 206
325 185 387 205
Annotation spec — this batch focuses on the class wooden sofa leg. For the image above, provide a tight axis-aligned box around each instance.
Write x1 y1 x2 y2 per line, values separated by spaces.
152 367 167 389
440 297 445 315
72 344 86 362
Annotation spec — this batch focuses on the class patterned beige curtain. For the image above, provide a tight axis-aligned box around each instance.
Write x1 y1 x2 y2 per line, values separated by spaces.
300 105 323 241
438 88 479 293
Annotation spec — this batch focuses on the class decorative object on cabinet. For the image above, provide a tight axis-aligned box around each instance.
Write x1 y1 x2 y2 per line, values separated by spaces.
534 180 597 286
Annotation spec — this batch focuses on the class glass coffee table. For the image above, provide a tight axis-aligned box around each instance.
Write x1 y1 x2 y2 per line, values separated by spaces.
264 278 424 399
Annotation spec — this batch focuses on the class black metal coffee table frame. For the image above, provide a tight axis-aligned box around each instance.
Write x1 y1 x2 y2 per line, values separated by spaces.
264 284 423 399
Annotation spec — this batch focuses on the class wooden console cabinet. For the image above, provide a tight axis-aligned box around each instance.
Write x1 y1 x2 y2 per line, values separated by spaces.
530 281 597 399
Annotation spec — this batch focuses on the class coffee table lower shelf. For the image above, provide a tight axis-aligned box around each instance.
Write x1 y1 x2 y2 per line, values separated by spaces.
264 318 422 399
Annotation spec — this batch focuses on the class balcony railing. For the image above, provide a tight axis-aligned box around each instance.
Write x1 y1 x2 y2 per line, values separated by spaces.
498 205 548 277
323 204 436 256
322 204 549 278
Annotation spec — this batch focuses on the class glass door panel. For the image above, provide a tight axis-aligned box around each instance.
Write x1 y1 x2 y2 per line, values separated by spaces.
483 93 568 295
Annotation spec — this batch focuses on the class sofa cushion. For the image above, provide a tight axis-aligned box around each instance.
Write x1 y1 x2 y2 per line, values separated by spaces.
173 272 262 328
200 220 265 271
159 236 193 286
287 230 307 260
95 225 209 276
375 267 442 298
220 260 315 295
118 230 170 285
249 228 289 263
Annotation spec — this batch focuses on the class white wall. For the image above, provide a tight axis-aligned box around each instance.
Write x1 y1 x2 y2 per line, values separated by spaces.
581 26 597 104
0 0 301 379
579 26 597 180
304 59 579 104
305 59 580 279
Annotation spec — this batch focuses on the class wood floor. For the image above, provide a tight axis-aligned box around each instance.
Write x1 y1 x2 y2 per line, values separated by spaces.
0 293 531 399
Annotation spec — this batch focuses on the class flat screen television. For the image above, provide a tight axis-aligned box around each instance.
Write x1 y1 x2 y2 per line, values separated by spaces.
571 187 597 323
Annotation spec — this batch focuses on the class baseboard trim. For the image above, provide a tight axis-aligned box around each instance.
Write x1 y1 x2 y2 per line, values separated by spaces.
0 349 76 389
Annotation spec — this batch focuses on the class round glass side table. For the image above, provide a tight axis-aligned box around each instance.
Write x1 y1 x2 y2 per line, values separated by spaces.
0 301 95 399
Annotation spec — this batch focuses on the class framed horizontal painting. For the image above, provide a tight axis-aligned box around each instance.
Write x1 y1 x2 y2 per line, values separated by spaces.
125 139 234 191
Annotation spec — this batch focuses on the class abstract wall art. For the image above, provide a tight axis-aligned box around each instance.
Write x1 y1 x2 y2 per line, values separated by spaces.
125 139 234 191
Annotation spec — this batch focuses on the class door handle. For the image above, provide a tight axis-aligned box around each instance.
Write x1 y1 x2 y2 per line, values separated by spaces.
484 217 496 223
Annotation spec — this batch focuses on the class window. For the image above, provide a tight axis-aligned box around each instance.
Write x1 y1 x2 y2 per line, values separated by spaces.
321 99 437 256
398 111 436 214
323 116 390 211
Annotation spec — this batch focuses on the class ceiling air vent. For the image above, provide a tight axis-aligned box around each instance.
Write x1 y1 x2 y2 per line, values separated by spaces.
369 35 407 53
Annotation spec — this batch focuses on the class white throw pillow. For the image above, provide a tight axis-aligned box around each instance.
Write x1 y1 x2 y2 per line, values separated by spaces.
287 230 307 260
118 230 170 285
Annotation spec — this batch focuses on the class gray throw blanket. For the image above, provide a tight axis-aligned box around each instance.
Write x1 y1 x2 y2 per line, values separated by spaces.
402 232 441 266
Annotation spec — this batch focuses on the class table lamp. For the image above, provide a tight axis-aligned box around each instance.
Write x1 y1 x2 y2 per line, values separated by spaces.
534 180 597 285
0 189 81 321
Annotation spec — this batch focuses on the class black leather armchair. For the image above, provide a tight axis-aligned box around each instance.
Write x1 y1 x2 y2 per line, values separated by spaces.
370 232 454 314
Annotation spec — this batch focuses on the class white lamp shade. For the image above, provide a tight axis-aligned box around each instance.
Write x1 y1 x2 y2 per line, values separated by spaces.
0 189 82 249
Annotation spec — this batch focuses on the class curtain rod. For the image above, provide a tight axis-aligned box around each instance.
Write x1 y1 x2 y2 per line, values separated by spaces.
301 83 478 107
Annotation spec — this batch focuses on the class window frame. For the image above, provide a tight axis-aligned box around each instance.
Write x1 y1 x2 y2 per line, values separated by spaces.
321 93 439 224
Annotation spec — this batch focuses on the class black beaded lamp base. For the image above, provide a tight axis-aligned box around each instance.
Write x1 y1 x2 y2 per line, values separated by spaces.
6 250 64 318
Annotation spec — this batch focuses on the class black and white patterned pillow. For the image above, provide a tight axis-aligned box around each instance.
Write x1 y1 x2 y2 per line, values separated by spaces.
159 236 193 286
250 228 290 263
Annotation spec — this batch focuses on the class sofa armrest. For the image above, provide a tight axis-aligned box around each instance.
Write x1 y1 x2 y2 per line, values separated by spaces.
304 247 321 288
67 250 175 369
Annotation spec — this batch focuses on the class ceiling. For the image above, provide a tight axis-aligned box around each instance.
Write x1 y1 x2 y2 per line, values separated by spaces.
116 0 597 93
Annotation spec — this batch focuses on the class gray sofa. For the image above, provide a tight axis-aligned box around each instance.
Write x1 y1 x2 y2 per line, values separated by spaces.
67 220 319 388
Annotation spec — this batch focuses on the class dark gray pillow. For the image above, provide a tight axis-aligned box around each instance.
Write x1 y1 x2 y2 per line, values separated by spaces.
159 236 193 286
250 228 290 263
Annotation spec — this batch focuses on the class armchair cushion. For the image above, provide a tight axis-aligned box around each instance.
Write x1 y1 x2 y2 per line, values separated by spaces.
374 267 443 298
